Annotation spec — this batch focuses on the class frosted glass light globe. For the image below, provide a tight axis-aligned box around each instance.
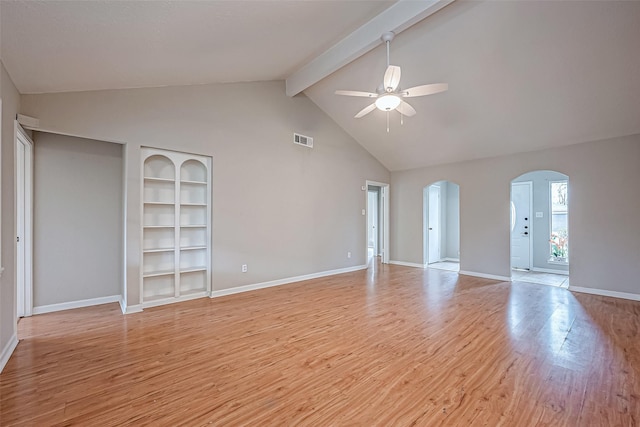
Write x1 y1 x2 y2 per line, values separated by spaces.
375 94 401 111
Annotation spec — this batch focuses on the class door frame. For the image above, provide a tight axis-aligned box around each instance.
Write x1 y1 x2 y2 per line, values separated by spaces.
367 188 379 255
510 180 533 271
15 122 34 318
426 184 441 264
365 180 389 264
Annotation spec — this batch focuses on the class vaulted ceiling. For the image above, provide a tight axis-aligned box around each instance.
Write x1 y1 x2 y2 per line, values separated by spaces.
2 0 639 171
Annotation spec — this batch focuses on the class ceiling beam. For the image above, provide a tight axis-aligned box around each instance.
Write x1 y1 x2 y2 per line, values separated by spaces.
285 0 455 97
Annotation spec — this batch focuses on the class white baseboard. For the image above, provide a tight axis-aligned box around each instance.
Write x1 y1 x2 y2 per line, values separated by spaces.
569 286 640 302
119 298 143 314
142 291 209 309
389 260 426 269
33 295 121 315
0 333 19 374
531 267 569 276
442 258 460 262
459 270 511 282
210 264 368 299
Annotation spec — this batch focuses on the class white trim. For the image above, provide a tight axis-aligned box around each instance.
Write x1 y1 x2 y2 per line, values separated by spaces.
569 286 640 302
210 265 368 299
442 257 460 262
122 302 143 314
118 297 143 314
17 114 39 129
459 270 511 282
32 295 121 315
0 334 19 374
531 267 569 276
15 122 35 318
389 260 426 269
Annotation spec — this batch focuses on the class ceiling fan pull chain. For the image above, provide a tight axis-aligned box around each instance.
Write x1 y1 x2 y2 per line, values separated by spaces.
401 111 404 126
387 111 390 133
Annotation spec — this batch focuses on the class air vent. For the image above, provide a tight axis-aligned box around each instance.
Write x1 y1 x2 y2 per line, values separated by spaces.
293 133 313 148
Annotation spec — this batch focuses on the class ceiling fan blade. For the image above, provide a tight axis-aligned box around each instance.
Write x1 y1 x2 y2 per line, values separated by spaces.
354 103 377 119
397 100 416 117
383 65 401 92
402 83 448 98
335 90 378 98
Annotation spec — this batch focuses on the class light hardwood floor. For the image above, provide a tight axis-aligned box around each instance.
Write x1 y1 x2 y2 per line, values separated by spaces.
1 263 639 426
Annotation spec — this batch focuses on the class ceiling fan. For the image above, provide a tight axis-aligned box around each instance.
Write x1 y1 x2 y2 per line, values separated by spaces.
335 32 448 131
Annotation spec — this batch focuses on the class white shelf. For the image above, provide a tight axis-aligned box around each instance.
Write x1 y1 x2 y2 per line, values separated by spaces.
180 266 207 273
143 294 175 303
142 148 211 305
144 176 174 183
143 247 175 253
143 269 175 278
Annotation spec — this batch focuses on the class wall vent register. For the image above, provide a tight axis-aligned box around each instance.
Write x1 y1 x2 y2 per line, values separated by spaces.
293 133 313 148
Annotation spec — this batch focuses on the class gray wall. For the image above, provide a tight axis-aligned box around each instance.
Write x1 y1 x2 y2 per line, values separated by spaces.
391 134 640 294
0 61 21 359
513 170 569 272
33 132 123 307
20 81 390 308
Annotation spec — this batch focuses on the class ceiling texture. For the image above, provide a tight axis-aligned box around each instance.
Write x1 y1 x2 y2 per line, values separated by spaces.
2 0 640 171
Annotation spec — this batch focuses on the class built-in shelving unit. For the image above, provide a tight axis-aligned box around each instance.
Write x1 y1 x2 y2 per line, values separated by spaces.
141 148 212 307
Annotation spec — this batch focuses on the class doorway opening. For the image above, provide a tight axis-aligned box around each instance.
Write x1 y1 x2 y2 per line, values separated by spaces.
16 123 34 318
510 171 569 287
423 180 460 272
365 181 389 266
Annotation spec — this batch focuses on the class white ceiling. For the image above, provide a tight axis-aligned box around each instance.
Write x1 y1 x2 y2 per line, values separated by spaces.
0 0 393 94
2 1 639 171
305 1 640 170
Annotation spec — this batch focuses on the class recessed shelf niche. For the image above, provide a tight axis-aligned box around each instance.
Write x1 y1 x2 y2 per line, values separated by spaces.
141 148 212 307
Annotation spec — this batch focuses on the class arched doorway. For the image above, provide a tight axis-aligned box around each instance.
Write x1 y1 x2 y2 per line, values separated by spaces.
423 180 460 272
510 170 569 286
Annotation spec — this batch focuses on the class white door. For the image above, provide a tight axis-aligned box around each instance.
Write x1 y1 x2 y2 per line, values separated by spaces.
511 181 532 270
428 185 441 264
16 124 34 317
367 190 378 255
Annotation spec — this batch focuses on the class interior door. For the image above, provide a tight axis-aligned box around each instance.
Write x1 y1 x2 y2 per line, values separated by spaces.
511 181 532 270
428 185 441 264
367 190 378 255
16 125 34 317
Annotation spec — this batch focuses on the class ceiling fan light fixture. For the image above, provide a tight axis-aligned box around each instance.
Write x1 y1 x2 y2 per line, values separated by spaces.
375 94 401 111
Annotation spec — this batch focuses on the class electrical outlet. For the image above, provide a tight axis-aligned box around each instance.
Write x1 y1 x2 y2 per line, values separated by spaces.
241 264 248 273
347 252 351 258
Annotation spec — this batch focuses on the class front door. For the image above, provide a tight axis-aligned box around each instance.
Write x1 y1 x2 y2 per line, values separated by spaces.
511 181 532 270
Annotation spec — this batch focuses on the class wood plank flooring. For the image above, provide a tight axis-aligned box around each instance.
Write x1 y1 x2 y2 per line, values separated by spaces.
1 263 639 426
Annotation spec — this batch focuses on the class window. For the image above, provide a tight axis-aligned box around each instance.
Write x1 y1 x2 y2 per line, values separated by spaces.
549 181 568 263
